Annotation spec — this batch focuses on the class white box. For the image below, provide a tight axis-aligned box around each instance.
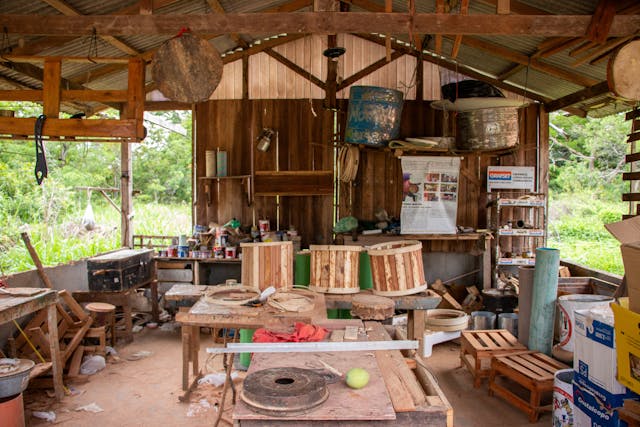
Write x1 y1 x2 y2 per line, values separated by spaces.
573 307 626 395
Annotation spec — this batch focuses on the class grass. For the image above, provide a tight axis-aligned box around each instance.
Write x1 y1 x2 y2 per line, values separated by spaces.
0 200 191 275
547 194 624 275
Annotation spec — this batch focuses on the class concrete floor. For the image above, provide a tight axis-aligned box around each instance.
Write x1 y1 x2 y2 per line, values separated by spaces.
24 327 550 426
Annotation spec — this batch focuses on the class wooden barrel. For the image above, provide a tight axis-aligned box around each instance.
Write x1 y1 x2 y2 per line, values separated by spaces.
309 245 362 294
367 240 427 297
240 242 293 292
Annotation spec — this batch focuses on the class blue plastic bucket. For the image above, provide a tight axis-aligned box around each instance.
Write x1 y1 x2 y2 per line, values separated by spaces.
345 86 404 147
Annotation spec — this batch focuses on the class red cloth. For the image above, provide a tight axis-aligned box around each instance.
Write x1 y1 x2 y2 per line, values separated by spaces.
252 322 328 343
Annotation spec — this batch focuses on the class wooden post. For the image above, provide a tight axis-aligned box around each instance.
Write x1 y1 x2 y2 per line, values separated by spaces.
20 232 53 289
121 140 133 248
47 304 64 401
126 58 146 140
43 59 61 118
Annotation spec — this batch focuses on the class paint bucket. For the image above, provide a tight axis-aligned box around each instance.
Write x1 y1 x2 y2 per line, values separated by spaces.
344 86 404 147
470 311 496 330
178 235 188 246
0 393 25 427
552 369 574 427
258 219 270 233
205 150 216 177
498 313 518 337
557 294 613 352
167 247 177 257
358 251 373 290
225 246 237 259
177 245 189 258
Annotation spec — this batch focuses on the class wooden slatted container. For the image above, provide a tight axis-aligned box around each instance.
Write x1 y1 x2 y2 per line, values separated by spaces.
240 242 293 292
368 240 428 297
309 245 362 294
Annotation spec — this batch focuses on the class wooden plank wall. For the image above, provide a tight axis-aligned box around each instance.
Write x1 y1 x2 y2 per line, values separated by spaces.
194 99 333 247
337 102 545 253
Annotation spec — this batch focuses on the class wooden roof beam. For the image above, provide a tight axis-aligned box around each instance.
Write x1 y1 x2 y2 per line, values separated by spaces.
451 0 469 59
457 36 599 87
355 33 551 104
265 48 326 90
585 0 617 43
206 0 249 49
1 14 638 37
40 0 141 56
544 81 610 112
337 48 404 91
434 0 444 54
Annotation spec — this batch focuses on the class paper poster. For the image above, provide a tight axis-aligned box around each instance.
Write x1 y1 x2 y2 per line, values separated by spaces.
487 166 535 191
400 156 460 234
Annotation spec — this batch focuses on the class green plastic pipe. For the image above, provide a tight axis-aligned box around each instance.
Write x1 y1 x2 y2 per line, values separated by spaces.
239 328 255 368
528 248 560 355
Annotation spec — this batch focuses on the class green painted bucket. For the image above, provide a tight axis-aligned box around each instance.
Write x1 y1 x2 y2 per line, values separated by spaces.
359 251 373 290
294 250 311 287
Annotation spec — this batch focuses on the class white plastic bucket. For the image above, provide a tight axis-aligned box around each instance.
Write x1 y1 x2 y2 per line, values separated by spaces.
557 294 613 352
552 369 574 427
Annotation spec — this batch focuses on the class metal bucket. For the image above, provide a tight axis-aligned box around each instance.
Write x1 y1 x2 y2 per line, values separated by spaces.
470 311 496 330
498 313 518 337
345 86 404 147
456 107 519 151
0 359 35 399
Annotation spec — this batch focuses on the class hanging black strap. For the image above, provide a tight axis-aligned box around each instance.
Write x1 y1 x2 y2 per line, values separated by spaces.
34 114 47 185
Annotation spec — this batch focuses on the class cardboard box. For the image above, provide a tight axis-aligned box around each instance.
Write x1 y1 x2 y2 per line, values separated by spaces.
574 307 626 394
611 302 640 395
605 216 640 313
572 373 635 427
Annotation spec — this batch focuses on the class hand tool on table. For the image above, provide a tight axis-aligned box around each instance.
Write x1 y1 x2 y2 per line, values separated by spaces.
242 286 276 307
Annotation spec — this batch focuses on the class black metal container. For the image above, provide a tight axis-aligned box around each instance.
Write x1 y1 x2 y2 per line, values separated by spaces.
482 288 518 314
87 249 153 291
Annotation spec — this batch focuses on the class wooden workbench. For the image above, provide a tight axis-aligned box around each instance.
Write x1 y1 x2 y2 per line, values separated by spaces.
0 289 64 401
234 321 452 426
324 290 442 355
175 292 328 390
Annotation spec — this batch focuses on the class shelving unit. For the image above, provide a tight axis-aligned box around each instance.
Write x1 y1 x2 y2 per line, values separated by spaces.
487 193 547 285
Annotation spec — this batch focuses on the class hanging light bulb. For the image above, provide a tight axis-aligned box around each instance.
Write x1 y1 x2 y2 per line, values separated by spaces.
257 128 275 152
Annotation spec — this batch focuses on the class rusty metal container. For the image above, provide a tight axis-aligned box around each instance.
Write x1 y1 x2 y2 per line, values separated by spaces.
456 107 520 151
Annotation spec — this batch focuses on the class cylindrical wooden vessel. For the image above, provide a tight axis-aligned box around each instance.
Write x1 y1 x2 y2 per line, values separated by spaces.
309 245 362 294
240 241 293 292
367 240 427 297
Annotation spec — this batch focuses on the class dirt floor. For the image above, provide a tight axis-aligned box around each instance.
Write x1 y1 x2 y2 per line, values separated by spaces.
22 327 551 427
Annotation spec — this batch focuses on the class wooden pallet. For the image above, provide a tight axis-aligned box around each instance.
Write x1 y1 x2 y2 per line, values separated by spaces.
488 351 568 422
460 329 526 387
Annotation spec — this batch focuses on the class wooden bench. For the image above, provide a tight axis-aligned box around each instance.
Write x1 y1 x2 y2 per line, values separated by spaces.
488 351 568 422
460 329 526 387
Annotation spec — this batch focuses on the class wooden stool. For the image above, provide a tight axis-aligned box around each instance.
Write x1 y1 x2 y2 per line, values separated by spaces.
488 351 568 422
460 329 526 387
86 302 116 347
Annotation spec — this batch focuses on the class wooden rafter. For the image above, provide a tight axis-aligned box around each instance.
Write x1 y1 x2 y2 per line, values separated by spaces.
264 48 326 90
354 34 552 105
455 36 599 87
206 0 249 49
451 0 469 59
544 81 610 112
0 14 638 37
585 0 617 43
434 0 444 54
337 49 404 91
40 0 140 56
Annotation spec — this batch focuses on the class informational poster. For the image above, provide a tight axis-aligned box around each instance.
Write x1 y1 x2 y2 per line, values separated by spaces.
487 166 535 191
400 156 460 234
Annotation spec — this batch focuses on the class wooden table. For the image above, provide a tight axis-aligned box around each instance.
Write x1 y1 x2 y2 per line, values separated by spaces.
0 289 64 401
324 290 441 355
175 293 328 390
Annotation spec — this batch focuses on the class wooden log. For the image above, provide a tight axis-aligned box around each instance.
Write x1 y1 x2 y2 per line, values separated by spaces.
350 294 395 320
608 40 640 101
151 33 223 103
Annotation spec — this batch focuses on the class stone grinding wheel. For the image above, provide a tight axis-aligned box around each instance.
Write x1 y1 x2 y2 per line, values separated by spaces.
608 40 640 101
241 367 329 417
151 33 223 103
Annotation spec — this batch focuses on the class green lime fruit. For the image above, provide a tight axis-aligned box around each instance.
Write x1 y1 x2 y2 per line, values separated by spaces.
345 367 370 389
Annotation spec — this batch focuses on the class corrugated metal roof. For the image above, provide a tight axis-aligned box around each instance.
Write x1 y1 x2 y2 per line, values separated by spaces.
0 0 635 117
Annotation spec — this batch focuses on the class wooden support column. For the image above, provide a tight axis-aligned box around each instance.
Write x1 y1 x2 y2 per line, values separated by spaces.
415 50 424 102
47 303 64 401
126 58 146 140
121 140 133 248
43 59 61 118
242 55 249 100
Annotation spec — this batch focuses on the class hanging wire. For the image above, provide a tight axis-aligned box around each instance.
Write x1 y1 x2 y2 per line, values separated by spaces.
522 56 531 104
86 27 99 63
308 35 317 117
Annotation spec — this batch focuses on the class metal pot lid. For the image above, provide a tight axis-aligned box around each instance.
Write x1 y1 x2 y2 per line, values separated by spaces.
241 367 329 417
0 358 35 378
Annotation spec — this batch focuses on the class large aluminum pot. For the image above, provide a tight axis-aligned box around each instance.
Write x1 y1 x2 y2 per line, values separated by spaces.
0 359 35 398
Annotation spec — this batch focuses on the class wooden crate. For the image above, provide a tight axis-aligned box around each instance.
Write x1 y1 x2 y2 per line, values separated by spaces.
488 351 568 422
460 329 526 388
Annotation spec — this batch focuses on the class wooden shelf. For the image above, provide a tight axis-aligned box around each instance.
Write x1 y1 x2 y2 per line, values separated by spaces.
198 175 251 180
497 229 545 237
342 232 489 246
498 257 536 266
155 256 241 263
